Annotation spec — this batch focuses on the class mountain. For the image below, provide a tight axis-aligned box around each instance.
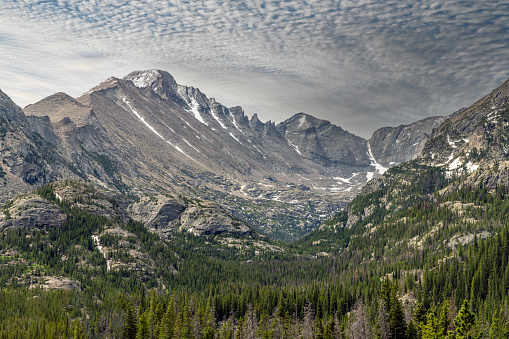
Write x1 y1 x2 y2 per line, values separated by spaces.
308 74 509 259
369 115 446 167
0 89 86 201
421 77 509 172
13 70 397 239
2 71 509 339
0 69 444 240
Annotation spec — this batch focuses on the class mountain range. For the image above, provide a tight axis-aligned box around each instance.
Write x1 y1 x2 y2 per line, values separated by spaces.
1 69 509 338
1 69 444 240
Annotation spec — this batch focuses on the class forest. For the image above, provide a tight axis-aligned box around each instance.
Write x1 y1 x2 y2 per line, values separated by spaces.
1 164 509 338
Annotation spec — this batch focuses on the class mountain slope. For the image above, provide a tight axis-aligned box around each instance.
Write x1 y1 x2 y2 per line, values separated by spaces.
307 75 509 260
0 89 87 201
0 69 446 240
20 70 396 240
423 77 509 170
369 115 446 167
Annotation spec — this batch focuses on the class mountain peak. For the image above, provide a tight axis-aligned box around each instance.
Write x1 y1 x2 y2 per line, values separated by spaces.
0 89 27 127
24 91 94 126
123 69 178 100
280 112 336 132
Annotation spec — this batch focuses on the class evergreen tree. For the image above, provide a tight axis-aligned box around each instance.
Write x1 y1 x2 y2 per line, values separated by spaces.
413 302 427 327
452 300 481 339
73 319 84 339
159 295 176 339
438 301 449 336
419 312 444 339
123 303 138 339
323 316 335 339
137 310 150 339
488 310 504 339
382 283 407 339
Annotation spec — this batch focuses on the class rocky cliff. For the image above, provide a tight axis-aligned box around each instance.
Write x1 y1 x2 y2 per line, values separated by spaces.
369 116 446 167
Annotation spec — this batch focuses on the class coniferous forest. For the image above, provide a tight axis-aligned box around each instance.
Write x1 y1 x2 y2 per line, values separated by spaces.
1 159 509 339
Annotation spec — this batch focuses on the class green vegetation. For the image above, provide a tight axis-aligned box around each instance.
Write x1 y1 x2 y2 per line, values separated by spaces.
2 156 509 337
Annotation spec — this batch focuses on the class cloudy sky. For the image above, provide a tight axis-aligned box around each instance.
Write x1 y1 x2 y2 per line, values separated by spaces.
0 0 508 137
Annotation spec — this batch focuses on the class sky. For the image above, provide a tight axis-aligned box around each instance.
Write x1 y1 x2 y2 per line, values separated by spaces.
0 0 508 138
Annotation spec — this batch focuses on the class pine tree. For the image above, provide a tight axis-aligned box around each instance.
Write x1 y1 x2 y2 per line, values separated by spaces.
159 295 176 339
438 301 449 336
323 316 335 339
413 302 427 327
219 316 234 339
73 319 84 339
452 300 481 339
419 312 444 339
123 303 138 339
488 310 504 339
137 310 150 339
388 286 407 339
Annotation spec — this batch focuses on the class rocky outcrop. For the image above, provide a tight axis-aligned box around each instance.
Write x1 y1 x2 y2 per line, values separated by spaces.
0 195 66 230
24 92 95 127
422 77 509 166
178 205 251 236
129 195 186 229
128 195 251 236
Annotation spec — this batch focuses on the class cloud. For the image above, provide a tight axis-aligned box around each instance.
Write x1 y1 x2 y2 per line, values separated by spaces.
0 0 508 137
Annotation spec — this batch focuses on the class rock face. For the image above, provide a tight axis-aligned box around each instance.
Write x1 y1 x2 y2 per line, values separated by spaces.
422 77 509 169
369 116 447 167
0 195 66 230
129 195 186 230
276 113 371 170
178 205 251 236
24 92 96 127
0 90 82 202
129 195 251 236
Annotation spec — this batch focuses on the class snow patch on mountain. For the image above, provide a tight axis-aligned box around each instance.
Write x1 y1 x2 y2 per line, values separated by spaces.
298 115 306 128
229 132 242 144
366 142 387 181
183 138 201 154
122 97 165 140
210 108 227 129
240 185 248 196
92 235 111 271
188 98 208 125
287 139 301 154
466 162 479 173
334 172 360 185
447 135 459 148
130 70 158 88
166 140 192 160
448 157 463 170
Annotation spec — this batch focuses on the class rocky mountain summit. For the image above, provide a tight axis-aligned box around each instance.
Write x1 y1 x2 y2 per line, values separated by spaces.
0 69 446 240
422 77 509 172
369 116 446 167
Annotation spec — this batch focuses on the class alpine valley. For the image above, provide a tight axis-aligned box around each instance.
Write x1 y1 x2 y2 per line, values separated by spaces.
1 69 444 241
0 70 509 339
